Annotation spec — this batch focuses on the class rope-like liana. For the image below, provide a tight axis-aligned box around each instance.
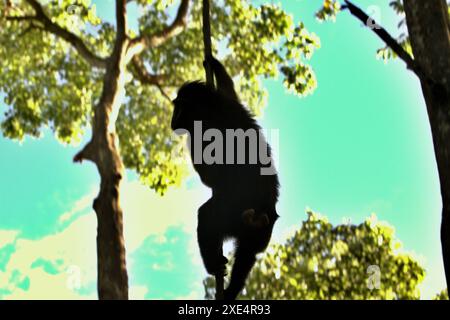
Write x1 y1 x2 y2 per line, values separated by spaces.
202 0 215 87
202 0 223 300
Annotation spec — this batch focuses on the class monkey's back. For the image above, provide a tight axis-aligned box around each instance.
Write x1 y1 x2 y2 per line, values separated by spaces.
191 94 279 218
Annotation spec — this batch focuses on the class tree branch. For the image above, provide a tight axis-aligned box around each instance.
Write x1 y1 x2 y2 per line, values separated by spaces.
115 0 127 45
131 56 167 85
128 0 190 56
5 15 37 21
155 83 173 103
19 21 43 36
343 0 429 80
131 56 173 102
24 0 107 68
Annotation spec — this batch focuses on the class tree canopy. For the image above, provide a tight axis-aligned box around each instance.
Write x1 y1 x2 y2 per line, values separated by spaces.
204 212 426 299
0 0 320 193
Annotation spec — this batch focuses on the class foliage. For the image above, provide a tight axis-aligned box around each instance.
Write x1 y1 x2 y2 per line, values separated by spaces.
375 1 411 61
315 0 341 22
433 289 449 300
315 0 449 62
0 0 320 193
204 212 425 300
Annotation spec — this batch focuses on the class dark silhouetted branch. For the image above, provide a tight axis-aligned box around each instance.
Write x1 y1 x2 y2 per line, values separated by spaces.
343 0 429 81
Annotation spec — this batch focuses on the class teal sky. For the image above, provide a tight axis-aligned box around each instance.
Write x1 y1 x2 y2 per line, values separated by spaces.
0 0 446 299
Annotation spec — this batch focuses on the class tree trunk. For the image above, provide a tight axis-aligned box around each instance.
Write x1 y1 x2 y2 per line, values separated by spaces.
75 41 129 300
93 63 128 300
403 0 450 290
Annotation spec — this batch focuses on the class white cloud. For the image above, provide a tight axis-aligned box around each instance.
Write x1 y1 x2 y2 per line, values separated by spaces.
0 175 210 300
0 213 97 299
0 230 19 249
121 178 210 252
129 285 149 300
174 287 204 300
58 190 96 224
4 269 97 300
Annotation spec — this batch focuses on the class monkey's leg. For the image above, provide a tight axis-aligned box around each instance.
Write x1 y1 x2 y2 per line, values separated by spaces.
224 217 275 301
197 200 227 275
224 245 257 300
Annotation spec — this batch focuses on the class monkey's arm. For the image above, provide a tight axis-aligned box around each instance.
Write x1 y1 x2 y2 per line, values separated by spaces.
205 55 239 101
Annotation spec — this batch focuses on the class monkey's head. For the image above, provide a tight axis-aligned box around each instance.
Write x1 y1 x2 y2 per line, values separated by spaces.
171 81 216 134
